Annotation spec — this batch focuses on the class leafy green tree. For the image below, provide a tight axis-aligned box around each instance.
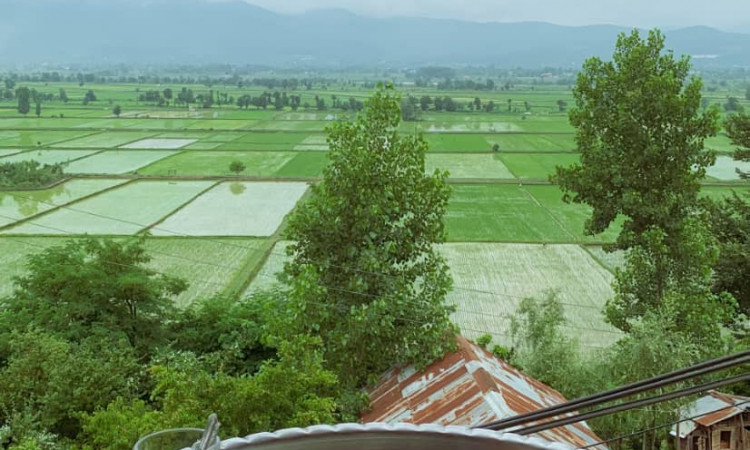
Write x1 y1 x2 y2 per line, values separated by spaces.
594 311 705 450
556 99 567 112
400 96 418 121
58 88 68 103
83 89 97 103
162 88 173 106
113 105 122 117
78 398 164 450
229 160 246 175
724 113 750 179
606 216 737 339
15 87 30 115
148 336 339 438
419 95 432 111
1 238 186 352
0 330 141 440
0 160 64 189
169 295 274 375
705 193 750 314
280 84 456 387
510 292 594 398
724 96 744 112
553 29 718 253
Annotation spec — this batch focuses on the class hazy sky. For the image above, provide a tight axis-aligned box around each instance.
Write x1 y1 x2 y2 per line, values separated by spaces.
237 0 750 30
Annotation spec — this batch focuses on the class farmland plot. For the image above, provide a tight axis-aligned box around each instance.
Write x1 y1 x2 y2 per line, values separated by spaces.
524 185 622 243
185 141 222 150
120 138 197 149
0 236 266 306
584 246 627 273
275 152 328 178
440 243 620 349
487 134 576 152
5 180 214 235
55 132 156 149
421 122 523 133
139 151 295 177
3 149 98 165
706 156 750 181
243 240 292 295
425 154 514 179
292 135 329 151
0 149 25 158
151 182 308 236
425 134 493 152
499 153 580 179
446 185 572 242
0 130 95 147
65 150 177 174
145 237 267 307
0 179 126 227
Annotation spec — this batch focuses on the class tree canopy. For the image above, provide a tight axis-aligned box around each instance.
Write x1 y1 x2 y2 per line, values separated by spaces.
553 29 718 251
280 83 456 387
1 237 186 352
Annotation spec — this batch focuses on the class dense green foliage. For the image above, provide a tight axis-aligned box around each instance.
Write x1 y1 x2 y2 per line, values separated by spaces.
703 194 750 315
1 238 185 353
15 87 30 115
281 84 456 387
554 29 718 251
229 160 246 175
509 292 732 450
0 239 343 449
552 29 732 332
724 113 750 178
0 160 65 189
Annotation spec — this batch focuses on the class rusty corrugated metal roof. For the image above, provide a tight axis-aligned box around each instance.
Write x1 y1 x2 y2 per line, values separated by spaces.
362 336 608 450
671 390 750 438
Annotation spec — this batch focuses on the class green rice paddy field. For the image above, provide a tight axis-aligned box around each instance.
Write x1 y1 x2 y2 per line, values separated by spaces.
0 80 747 351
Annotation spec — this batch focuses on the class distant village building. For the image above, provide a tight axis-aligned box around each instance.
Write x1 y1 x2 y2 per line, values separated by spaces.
362 336 608 449
671 391 750 450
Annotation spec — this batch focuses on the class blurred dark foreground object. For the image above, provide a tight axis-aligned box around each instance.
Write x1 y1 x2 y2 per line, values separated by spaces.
219 423 573 450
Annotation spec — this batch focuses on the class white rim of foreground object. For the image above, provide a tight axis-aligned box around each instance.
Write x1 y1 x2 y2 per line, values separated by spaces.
134 427 220 450
220 423 575 450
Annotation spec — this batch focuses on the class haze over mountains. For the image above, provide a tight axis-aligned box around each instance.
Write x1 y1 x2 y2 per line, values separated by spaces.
3 0 750 68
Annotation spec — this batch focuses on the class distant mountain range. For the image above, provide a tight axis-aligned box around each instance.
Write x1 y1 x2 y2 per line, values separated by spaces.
2 0 750 68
